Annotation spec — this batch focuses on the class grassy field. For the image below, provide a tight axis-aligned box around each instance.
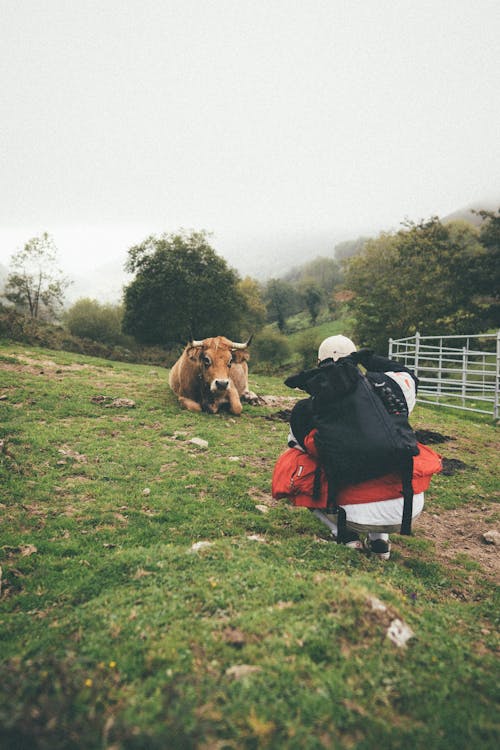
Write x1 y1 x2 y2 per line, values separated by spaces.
0 341 498 749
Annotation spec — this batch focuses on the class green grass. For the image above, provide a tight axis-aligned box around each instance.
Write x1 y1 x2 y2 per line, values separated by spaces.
0 342 499 749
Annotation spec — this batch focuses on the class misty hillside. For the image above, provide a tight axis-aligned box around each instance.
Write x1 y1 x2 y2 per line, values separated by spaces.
442 199 499 226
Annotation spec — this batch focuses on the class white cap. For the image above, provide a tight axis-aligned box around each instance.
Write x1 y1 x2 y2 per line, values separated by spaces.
318 335 357 363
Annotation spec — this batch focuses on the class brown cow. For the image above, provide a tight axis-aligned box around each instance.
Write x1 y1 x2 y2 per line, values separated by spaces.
168 336 256 415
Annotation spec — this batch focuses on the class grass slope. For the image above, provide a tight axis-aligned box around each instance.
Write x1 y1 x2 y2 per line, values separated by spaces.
0 342 498 750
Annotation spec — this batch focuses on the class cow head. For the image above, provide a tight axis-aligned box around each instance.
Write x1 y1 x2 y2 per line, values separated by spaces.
187 336 250 396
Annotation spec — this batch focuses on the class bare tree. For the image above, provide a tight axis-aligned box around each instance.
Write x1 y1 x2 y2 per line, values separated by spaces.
4 233 71 320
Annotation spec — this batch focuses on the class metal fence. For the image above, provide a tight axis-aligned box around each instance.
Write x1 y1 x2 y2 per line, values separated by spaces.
388 331 500 419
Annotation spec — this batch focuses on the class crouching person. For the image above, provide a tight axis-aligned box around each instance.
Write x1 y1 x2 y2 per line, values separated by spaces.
272 335 442 560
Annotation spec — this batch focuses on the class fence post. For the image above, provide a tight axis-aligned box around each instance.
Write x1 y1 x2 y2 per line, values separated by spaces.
495 330 500 420
461 346 468 407
436 336 443 400
414 332 420 379
388 337 393 358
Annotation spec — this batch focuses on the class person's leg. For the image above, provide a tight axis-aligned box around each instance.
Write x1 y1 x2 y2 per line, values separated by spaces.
311 510 362 549
367 532 389 542
365 531 391 560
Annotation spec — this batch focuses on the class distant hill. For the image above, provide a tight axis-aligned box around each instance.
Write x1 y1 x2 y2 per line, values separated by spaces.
442 199 499 227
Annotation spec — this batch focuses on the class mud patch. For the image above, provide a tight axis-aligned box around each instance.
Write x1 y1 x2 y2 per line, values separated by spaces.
265 409 293 422
415 429 454 444
441 457 475 475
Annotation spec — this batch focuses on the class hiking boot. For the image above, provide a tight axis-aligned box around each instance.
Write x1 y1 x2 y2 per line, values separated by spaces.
335 529 363 550
364 537 391 560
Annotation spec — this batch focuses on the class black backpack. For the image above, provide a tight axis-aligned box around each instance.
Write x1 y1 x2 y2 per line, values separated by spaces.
285 352 419 541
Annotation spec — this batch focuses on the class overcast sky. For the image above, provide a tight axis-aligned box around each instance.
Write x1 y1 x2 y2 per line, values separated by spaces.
1 0 499 276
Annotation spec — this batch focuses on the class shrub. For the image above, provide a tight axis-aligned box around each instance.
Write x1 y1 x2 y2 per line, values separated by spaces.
64 299 131 346
252 329 291 367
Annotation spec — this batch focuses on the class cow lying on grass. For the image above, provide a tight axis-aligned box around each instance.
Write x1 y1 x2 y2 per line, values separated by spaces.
168 336 257 415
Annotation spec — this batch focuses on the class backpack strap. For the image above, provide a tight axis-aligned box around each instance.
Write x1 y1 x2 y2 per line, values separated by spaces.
400 455 415 535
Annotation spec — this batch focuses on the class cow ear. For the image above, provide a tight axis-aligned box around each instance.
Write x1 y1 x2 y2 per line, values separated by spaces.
187 345 202 361
232 349 249 364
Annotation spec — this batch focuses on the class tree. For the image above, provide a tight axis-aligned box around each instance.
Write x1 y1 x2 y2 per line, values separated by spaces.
473 208 500 327
237 277 267 337
64 298 128 345
122 230 245 346
345 218 487 351
263 279 299 333
4 233 70 320
302 283 323 324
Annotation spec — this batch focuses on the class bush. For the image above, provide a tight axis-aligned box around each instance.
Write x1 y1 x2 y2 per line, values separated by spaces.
293 332 322 369
252 329 291 367
0 305 177 367
64 299 131 346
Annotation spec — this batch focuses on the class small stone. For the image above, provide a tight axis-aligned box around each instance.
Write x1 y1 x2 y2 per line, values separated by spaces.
255 504 269 514
228 456 240 462
386 619 415 648
189 541 213 552
482 530 500 546
225 664 262 680
366 595 387 612
189 437 209 449
142 488 151 497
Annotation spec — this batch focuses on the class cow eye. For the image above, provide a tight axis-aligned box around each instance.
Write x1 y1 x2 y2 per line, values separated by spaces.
228 359 233 368
202 355 211 366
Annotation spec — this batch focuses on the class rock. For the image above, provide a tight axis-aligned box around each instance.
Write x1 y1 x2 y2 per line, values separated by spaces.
386 618 415 648
142 488 151 497
109 398 135 408
255 505 269 514
189 541 213 552
366 595 387 612
482 530 500 546
225 664 262 680
228 456 240 462
189 437 209 449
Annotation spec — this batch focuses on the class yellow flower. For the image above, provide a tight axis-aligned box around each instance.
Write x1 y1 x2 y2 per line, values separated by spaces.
84 678 93 687
109 660 117 668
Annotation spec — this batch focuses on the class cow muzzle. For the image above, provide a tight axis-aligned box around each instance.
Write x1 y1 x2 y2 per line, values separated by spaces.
212 378 230 392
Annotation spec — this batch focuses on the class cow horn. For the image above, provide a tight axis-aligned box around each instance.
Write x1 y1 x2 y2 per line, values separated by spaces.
231 336 252 350
190 339 204 347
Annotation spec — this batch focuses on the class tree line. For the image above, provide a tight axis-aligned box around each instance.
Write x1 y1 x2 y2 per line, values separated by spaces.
1 209 498 357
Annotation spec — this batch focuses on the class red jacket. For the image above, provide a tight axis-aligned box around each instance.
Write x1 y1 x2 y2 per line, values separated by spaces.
272 433 442 509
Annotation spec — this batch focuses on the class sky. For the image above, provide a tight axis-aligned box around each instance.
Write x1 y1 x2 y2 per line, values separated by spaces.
1 0 499 283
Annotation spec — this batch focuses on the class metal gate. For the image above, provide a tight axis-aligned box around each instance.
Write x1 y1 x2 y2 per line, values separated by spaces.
388 331 500 418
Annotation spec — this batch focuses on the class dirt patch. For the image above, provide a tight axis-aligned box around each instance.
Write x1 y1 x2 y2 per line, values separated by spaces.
257 395 298 410
265 409 293 422
441 457 475 475
415 429 454 444
410 505 499 581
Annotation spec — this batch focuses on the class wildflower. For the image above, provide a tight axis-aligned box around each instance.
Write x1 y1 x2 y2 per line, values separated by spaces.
109 660 117 668
84 678 93 687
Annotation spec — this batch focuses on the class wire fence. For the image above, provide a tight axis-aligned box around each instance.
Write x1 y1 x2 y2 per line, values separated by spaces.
388 331 500 419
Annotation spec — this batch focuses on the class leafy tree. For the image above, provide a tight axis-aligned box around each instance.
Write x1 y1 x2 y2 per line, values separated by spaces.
237 276 267 337
4 233 70 320
302 283 323 324
263 279 299 333
345 218 487 351
64 298 128 345
472 208 500 327
122 230 245 346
